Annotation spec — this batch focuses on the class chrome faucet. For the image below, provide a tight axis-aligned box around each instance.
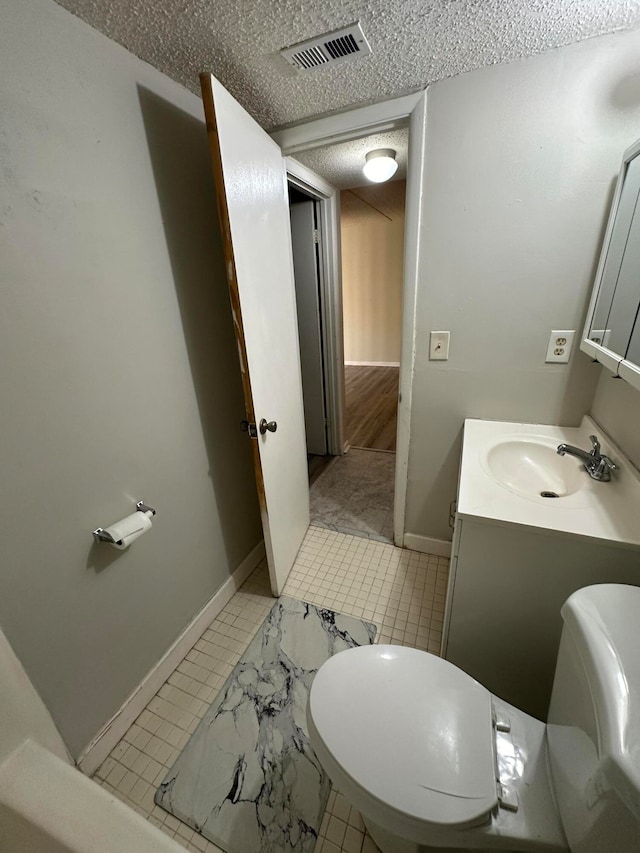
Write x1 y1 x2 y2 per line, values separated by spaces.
556 434 617 482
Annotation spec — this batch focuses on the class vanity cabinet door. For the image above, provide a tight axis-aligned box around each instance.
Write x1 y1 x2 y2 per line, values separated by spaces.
617 192 640 393
444 518 640 721
621 298 640 391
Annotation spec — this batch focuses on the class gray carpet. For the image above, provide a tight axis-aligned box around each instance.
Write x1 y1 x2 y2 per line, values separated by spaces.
155 596 376 853
310 447 395 542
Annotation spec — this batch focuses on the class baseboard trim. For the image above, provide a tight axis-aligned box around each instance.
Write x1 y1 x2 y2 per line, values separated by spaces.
344 361 400 368
403 533 452 558
77 540 266 776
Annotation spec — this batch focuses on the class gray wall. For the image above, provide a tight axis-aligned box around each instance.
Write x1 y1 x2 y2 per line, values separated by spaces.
0 0 262 757
591 372 640 470
405 27 640 542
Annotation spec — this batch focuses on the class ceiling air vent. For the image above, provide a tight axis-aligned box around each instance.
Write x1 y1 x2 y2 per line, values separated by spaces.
280 22 372 71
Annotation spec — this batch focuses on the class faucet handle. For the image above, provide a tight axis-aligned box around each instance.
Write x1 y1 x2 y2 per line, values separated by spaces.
593 454 617 481
589 434 601 457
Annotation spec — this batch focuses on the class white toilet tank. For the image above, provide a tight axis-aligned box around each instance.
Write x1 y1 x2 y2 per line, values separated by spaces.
547 584 640 852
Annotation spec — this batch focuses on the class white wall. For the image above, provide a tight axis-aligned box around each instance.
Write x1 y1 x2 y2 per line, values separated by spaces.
0 0 262 757
341 182 405 364
405 27 640 542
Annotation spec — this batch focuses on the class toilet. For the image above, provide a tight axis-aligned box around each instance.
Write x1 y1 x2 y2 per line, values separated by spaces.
307 584 640 852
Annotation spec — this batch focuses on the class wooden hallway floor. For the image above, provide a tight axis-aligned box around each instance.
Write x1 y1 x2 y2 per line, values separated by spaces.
344 364 399 451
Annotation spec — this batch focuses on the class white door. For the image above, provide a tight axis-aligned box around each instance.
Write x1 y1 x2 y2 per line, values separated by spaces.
289 200 328 456
200 73 309 596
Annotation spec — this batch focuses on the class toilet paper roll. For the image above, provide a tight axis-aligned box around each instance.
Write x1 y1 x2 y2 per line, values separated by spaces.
104 510 153 549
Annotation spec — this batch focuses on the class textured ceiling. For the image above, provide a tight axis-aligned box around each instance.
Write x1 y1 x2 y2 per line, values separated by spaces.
55 0 640 132
294 128 409 188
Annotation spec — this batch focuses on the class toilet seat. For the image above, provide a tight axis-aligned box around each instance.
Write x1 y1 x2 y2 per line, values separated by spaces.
308 645 499 844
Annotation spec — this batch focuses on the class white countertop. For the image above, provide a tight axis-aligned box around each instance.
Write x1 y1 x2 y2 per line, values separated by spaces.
458 416 640 548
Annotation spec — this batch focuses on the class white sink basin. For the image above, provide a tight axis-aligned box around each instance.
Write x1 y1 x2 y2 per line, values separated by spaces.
459 417 640 548
484 438 584 499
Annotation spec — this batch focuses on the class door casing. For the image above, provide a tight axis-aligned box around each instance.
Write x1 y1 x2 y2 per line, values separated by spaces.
274 91 428 547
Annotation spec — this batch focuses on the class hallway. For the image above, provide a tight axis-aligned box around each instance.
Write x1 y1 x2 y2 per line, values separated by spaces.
310 448 395 541
309 364 399 542
344 365 399 451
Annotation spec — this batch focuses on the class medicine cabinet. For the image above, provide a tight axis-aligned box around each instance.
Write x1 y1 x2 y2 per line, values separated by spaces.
581 137 640 391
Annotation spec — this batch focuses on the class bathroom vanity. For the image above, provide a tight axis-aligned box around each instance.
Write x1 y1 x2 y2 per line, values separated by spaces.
442 416 640 721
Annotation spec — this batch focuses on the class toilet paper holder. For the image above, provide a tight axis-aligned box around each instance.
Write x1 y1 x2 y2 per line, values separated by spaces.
93 500 156 545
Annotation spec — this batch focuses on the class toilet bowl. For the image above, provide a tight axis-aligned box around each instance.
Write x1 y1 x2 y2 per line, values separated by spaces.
307 584 640 853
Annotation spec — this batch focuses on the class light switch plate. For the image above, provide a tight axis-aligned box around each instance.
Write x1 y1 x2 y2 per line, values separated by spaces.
430 331 450 361
545 330 575 363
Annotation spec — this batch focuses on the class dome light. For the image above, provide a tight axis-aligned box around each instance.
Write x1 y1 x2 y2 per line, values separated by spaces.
362 148 398 183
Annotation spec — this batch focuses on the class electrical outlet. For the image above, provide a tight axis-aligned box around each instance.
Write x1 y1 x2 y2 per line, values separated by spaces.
545 330 575 363
430 331 450 360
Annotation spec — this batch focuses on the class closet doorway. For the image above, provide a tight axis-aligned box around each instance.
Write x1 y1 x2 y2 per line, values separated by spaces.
288 183 333 484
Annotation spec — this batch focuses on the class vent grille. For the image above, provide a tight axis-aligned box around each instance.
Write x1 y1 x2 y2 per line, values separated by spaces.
281 22 371 71
291 46 329 69
325 33 360 60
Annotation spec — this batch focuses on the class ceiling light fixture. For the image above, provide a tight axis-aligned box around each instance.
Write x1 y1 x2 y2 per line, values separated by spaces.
362 148 398 183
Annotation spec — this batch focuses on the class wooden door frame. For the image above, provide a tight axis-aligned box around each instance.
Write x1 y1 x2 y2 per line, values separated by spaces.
273 90 428 548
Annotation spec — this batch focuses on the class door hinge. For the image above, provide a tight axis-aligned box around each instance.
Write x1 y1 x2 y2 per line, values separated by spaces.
449 500 457 530
313 229 320 244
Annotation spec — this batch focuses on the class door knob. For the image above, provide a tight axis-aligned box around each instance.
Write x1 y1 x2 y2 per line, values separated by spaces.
259 419 277 434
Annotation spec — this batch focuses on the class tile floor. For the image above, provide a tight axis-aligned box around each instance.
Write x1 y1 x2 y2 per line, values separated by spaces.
92 526 449 853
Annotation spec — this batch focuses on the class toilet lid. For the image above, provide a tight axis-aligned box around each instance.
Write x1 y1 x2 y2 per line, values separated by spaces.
308 645 498 831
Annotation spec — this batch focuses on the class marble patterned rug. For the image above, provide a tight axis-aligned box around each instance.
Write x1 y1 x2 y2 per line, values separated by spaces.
155 596 376 853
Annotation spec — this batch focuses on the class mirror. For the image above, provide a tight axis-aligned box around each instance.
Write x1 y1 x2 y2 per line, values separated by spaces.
582 138 640 391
